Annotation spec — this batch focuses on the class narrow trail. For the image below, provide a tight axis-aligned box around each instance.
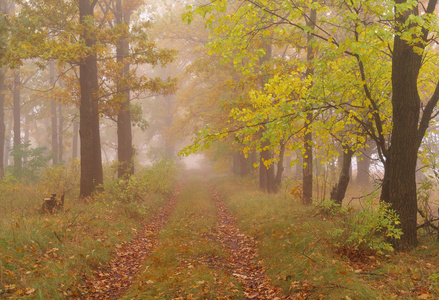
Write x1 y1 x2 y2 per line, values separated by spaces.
81 184 183 299
208 184 285 300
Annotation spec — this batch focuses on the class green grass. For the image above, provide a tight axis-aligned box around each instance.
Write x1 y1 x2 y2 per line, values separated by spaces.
122 177 243 299
0 160 177 299
212 176 439 299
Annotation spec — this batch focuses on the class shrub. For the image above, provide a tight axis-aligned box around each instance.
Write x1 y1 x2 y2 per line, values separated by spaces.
324 199 403 255
103 158 177 203
7 141 51 181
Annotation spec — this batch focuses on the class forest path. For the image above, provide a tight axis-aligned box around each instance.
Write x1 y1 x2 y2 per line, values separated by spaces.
83 176 285 299
206 183 283 299
82 183 184 299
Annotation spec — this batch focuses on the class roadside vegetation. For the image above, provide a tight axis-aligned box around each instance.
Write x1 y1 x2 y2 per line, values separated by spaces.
0 158 177 299
213 176 439 299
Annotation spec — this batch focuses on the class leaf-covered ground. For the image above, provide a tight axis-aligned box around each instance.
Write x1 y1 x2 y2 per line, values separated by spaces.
81 184 184 299
118 177 286 299
76 175 439 299
7 173 436 299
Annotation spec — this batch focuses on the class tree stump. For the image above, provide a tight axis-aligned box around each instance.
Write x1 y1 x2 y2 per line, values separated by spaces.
42 193 64 214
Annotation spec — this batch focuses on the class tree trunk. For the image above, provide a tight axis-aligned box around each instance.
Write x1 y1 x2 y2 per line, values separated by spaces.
23 114 29 165
4 117 11 168
116 0 134 178
302 5 316 205
239 152 248 177
260 139 275 193
58 103 63 163
385 0 430 249
79 0 103 198
295 150 302 179
274 142 285 193
331 147 353 205
50 61 58 165
0 68 5 178
13 69 21 170
51 101 58 164
303 113 313 205
72 121 79 159
356 144 372 186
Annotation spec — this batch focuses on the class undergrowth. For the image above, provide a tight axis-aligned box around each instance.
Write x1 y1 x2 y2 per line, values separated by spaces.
0 158 177 299
212 176 439 299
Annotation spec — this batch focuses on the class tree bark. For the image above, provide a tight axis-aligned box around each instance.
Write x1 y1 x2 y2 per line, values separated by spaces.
116 0 134 178
331 146 353 205
384 0 439 249
386 5 421 249
79 0 103 198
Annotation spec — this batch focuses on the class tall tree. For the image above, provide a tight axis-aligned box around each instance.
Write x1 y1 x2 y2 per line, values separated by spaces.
302 4 316 205
50 60 58 165
79 0 103 197
115 0 133 178
382 0 439 249
13 68 21 170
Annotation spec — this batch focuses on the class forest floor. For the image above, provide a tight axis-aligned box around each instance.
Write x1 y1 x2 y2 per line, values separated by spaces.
2 171 439 299
80 173 439 299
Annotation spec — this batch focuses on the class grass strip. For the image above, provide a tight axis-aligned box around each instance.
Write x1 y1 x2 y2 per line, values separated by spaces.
213 177 384 299
123 177 243 299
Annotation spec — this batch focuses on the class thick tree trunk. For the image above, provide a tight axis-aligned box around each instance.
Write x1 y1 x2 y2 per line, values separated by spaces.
79 0 103 198
385 0 427 249
0 68 5 178
13 69 21 170
116 0 134 178
331 147 353 205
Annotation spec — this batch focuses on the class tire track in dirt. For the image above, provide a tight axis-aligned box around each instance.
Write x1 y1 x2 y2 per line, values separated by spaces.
81 183 184 299
208 184 285 300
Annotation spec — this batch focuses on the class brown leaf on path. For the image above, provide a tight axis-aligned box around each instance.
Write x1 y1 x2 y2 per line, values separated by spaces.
208 184 290 299
79 184 184 299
